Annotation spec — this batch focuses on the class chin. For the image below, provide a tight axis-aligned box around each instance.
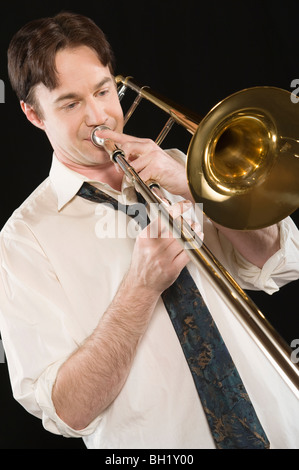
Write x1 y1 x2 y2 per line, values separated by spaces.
83 142 109 163
90 153 113 167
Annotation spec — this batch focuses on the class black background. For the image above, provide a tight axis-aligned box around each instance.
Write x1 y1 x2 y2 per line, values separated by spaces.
0 0 298 449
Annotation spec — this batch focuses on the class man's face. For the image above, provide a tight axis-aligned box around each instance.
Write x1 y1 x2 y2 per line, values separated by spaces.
32 46 124 170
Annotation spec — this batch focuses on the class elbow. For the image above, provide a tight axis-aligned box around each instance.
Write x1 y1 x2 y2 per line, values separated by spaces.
60 414 91 432
52 382 97 431
53 399 96 431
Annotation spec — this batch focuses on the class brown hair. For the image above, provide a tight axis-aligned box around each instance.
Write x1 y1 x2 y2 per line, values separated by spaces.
7 12 115 111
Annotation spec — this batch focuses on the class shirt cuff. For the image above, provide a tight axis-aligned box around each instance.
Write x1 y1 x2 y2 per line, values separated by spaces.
232 218 299 294
34 359 102 438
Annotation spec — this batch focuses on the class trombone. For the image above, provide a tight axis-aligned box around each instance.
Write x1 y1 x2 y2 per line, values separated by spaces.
91 76 299 398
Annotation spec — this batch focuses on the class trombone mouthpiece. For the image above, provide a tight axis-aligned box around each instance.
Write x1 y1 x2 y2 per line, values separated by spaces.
91 125 111 147
91 125 120 160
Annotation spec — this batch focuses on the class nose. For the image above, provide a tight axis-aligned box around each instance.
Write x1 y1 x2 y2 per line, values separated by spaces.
84 98 108 127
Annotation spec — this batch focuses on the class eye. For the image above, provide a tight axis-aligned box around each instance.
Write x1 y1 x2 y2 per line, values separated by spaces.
64 101 79 110
96 88 110 97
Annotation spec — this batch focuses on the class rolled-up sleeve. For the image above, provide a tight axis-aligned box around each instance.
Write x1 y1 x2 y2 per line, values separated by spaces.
35 360 102 437
218 217 299 294
0 222 101 438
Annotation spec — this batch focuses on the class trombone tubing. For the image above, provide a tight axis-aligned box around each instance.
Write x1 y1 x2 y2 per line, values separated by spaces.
115 75 201 135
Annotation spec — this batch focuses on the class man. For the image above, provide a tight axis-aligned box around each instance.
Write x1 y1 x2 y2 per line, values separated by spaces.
0 12 299 449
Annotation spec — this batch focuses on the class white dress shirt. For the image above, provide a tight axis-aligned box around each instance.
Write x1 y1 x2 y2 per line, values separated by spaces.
0 152 299 449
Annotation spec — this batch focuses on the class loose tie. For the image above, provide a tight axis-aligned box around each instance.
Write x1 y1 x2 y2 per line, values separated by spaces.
77 182 270 449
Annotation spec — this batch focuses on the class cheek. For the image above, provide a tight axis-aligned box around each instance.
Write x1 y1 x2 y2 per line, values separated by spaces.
44 117 76 150
114 106 124 131
53 115 79 139
109 95 124 128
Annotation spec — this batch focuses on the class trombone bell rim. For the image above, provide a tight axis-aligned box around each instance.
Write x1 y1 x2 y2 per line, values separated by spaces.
187 86 299 230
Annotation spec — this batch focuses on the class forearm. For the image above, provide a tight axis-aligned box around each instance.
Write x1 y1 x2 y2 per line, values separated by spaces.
52 272 160 430
215 223 281 268
180 184 281 268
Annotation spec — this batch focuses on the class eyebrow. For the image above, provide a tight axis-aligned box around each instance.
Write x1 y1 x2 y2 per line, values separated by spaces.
53 77 113 104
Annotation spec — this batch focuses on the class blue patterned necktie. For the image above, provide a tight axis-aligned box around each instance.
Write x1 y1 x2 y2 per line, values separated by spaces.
77 182 270 449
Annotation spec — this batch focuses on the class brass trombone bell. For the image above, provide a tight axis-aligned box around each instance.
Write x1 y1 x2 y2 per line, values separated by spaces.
188 87 299 229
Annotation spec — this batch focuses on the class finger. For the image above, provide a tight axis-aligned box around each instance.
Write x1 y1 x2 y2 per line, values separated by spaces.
183 218 204 241
138 215 162 239
95 128 152 148
167 200 193 219
143 202 195 241
161 237 191 270
121 142 158 162
139 215 175 241
191 221 204 241
172 247 191 271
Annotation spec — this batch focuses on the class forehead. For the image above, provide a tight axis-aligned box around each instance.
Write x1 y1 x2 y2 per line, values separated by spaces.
55 45 110 86
35 46 113 104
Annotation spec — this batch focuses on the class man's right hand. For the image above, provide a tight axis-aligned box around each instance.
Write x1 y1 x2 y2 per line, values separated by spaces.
127 200 202 294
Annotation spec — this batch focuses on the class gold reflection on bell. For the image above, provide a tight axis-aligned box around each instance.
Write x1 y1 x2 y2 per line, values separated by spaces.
204 115 275 194
187 87 299 229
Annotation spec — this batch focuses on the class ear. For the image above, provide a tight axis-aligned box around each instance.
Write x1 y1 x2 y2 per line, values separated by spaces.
20 101 45 130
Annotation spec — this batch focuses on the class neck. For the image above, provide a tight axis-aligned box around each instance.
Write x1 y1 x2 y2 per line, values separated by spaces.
61 159 123 191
